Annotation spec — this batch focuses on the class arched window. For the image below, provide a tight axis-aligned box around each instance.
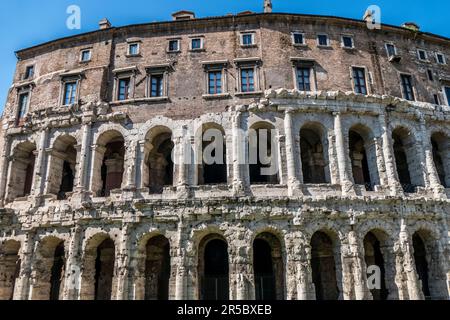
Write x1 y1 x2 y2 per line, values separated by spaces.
198 235 229 300
144 235 171 300
145 130 174 194
7 142 36 201
197 124 227 185
430 132 449 188
363 232 388 300
310 231 339 300
0 240 21 300
300 124 329 184
249 122 279 184
253 233 284 300
412 232 430 299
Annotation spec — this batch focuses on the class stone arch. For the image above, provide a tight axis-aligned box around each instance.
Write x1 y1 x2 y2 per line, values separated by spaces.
411 228 448 300
249 121 280 184
195 122 227 185
348 124 380 190
300 122 330 184
142 126 174 193
391 126 424 192
132 232 171 300
31 236 66 300
46 134 78 199
430 131 450 188
309 229 341 300
80 233 117 300
91 130 125 197
252 231 285 300
0 240 21 300
7 141 37 201
197 233 229 300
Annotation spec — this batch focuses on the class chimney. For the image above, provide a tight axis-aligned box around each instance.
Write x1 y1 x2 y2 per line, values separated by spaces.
402 22 420 32
99 18 112 30
264 0 273 13
363 9 373 23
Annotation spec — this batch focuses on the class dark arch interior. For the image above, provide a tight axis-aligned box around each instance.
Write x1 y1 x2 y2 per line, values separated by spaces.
392 130 414 193
144 235 171 300
349 130 372 190
49 242 65 300
300 127 327 184
0 241 21 300
148 133 174 194
310 231 339 300
363 232 388 300
200 134 227 185
101 138 125 196
431 135 448 188
412 233 431 299
249 127 279 185
94 238 115 300
253 238 276 300
58 145 77 200
201 238 229 300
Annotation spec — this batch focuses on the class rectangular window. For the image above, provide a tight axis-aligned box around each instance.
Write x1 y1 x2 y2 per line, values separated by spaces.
436 53 446 64
296 67 311 91
208 71 222 94
292 33 304 45
24 66 34 79
242 34 254 46
445 87 450 105
433 94 440 105
128 43 139 55
168 40 180 52
317 35 329 46
342 36 354 48
118 78 131 101
417 49 427 61
427 69 434 81
81 50 91 62
352 67 368 95
150 74 164 97
63 82 77 105
191 38 202 50
386 43 396 57
240 68 255 92
401 74 415 101
17 93 29 120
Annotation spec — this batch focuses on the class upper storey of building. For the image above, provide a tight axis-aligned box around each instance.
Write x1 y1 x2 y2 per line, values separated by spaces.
4 11 450 124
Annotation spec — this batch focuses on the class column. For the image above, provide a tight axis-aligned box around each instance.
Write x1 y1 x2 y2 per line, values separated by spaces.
333 112 354 195
229 232 253 300
115 223 133 300
419 117 445 197
232 111 245 195
123 140 137 190
0 135 12 206
176 126 190 198
13 231 35 300
75 122 92 192
284 109 302 196
347 230 371 300
88 144 106 196
173 220 188 300
136 140 147 189
378 113 403 196
63 225 82 300
33 128 50 199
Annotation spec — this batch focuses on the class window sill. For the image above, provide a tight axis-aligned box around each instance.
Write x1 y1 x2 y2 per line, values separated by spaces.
202 93 231 100
342 46 356 50
235 91 263 97
110 97 169 105
189 48 206 52
240 44 257 48
293 43 308 48
317 45 332 49
79 60 91 64
166 50 181 54
125 54 142 58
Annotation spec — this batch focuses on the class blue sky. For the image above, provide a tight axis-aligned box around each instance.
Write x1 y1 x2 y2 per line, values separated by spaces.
0 0 448 113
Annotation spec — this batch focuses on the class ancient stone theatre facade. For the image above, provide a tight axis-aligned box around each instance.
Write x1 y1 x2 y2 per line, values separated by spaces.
0 3 449 300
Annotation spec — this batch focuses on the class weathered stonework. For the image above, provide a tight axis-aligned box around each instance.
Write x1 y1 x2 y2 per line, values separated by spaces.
0 10 449 300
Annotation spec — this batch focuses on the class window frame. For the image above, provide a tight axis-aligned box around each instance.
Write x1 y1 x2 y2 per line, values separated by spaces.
443 86 450 106
117 77 131 101
112 67 137 102
385 43 398 58
127 42 140 56
436 52 446 65
400 73 416 101
149 73 164 98
201 61 229 98
60 77 80 106
291 32 306 46
167 39 181 53
16 89 31 125
341 35 355 49
145 64 172 100
80 49 92 62
417 49 428 62
24 65 35 80
316 34 330 47
207 70 223 95
351 66 369 95
190 37 204 51
240 32 256 47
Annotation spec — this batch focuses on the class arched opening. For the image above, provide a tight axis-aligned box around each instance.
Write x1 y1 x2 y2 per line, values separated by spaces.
310 231 339 300
31 237 65 300
430 132 449 188
0 240 21 300
253 233 284 300
144 235 171 300
198 235 229 300
392 127 423 193
349 126 379 191
92 130 125 197
300 124 329 184
412 232 430 299
47 135 77 200
7 142 36 201
145 130 174 194
198 124 227 185
80 235 116 300
249 122 279 185
363 232 388 300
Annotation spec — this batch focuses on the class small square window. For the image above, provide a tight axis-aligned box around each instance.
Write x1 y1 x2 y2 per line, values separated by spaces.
24 66 34 79
241 34 254 46
168 40 180 52
317 35 329 47
292 33 305 45
81 50 91 62
342 36 354 49
191 38 202 50
128 43 140 56
418 49 428 61
436 53 446 64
